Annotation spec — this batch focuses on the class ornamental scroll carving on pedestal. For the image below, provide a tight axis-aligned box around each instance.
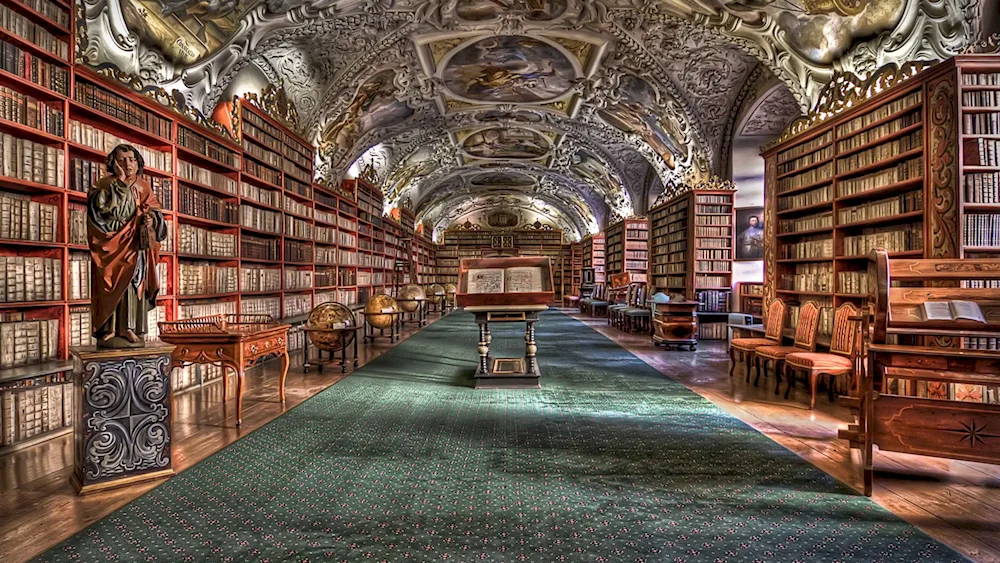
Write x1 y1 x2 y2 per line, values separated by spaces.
81 354 171 482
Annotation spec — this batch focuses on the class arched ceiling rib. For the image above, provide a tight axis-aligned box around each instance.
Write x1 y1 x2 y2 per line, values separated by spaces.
80 0 983 233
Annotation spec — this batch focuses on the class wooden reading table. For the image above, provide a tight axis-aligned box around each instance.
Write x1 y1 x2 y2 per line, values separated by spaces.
158 314 291 426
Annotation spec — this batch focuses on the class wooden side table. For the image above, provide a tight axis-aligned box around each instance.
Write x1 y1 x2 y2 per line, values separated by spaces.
652 300 700 351
158 315 291 427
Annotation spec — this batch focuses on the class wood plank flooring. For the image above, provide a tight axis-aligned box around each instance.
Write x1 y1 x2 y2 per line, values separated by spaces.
1 309 998 562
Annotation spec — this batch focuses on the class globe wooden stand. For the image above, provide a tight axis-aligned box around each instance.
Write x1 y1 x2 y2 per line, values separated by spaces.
397 299 427 327
304 326 360 374
362 311 402 343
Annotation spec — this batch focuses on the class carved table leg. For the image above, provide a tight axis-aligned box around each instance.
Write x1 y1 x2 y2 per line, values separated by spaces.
478 322 489 375
353 328 359 368
525 320 537 375
279 350 289 403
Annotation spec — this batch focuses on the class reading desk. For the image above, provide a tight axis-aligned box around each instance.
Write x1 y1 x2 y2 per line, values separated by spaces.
839 249 1000 495
456 256 555 389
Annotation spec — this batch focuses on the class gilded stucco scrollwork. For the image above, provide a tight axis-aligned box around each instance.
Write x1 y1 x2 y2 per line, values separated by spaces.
79 0 984 232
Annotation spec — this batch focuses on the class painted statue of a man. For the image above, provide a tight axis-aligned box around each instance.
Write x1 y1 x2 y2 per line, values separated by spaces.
88 145 167 348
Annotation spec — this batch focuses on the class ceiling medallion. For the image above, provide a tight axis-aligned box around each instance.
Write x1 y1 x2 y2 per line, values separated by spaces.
764 61 928 151
243 83 300 131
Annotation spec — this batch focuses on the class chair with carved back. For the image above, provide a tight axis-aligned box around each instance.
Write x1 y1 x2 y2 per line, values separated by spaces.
783 303 863 409
754 301 821 394
581 283 606 316
624 285 651 333
608 284 635 328
729 298 787 383
591 284 611 317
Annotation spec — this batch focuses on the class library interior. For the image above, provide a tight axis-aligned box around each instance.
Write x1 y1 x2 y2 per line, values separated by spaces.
1 1 1000 561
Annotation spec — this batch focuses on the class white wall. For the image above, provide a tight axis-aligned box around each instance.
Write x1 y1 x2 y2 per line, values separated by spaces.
731 138 766 288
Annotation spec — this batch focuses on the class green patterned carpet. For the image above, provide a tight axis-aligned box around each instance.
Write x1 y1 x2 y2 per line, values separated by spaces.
39 310 962 562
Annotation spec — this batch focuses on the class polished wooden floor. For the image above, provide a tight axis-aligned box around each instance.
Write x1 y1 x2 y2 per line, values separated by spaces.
1 309 998 562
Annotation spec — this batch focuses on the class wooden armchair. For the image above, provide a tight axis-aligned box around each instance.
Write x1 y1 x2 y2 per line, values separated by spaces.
580 284 606 316
754 301 821 394
729 298 786 383
784 303 862 409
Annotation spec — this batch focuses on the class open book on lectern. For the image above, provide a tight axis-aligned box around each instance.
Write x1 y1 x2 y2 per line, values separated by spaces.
466 267 545 294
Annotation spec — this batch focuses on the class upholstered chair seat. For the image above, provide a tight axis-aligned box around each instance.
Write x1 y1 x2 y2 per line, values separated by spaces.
728 298 787 384
754 301 821 395
730 337 776 350
784 303 862 409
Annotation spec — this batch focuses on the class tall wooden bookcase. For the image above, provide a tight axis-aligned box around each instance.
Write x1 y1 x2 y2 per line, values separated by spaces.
648 189 735 339
763 55 1000 343
581 233 605 284
605 218 649 283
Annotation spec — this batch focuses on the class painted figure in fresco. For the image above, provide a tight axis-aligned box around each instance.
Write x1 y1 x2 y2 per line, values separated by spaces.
88 145 168 348
443 36 576 103
463 128 548 160
738 215 765 260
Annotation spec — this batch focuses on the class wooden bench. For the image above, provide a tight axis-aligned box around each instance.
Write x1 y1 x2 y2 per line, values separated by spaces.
839 249 1000 495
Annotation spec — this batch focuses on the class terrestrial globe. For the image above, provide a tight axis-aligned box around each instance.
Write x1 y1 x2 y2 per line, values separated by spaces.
364 294 399 329
427 284 446 305
397 284 426 313
305 302 356 352
443 283 457 306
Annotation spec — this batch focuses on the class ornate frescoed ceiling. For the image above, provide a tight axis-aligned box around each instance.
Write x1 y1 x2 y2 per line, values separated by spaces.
79 0 986 239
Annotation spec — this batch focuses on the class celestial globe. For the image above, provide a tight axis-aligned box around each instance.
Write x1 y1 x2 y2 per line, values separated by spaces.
397 284 426 313
305 302 356 352
364 294 399 329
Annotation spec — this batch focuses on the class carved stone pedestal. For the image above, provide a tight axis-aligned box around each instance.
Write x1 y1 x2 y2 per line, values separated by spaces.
71 345 175 495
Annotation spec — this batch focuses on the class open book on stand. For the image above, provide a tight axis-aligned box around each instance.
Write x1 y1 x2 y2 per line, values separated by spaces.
919 300 986 323
467 267 544 294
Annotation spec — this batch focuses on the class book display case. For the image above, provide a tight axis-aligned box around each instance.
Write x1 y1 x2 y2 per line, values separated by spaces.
605 218 648 283
581 233 605 284
764 54 1000 346
648 189 734 340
